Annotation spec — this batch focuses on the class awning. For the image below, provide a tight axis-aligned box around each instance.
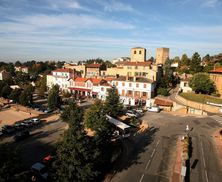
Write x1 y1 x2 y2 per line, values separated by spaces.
106 115 130 130
68 87 91 92
92 92 98 95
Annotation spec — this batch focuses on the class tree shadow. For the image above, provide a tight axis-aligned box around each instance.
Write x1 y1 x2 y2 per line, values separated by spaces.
111 126 159 174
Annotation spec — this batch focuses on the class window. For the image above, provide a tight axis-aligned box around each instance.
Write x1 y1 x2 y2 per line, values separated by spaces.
122 90 125 96
128 90 132 95
143 84 146 88
184 82 187 87
135 66 138 69
142 92 147 97
116 82 118 86
136 83 139 88
134 50 136 54
101 87 104 91
139 50 142 54
129 83 132 87
122 82 125 86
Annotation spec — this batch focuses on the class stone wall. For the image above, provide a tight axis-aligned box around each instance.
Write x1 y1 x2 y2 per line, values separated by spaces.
175 94 220 113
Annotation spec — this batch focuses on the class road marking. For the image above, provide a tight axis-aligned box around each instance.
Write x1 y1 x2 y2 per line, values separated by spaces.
210 115 222 124
139 174 144 182
156 140 160 147
145 159 151 170
200 141 209 182
151 148 156 158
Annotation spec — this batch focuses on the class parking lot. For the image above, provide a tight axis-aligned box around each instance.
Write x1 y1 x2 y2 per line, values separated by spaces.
0 108 39 127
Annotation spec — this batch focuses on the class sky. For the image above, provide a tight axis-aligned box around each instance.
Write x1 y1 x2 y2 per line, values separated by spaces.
0 0 222 62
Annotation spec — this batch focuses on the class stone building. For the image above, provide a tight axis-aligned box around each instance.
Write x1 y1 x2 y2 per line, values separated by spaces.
156 47 169 65
130 47 146 62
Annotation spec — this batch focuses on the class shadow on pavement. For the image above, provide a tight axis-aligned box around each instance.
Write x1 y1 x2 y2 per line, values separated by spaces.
111 126 159 173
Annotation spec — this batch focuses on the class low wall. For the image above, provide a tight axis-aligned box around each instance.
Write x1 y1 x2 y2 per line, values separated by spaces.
175 95 220 113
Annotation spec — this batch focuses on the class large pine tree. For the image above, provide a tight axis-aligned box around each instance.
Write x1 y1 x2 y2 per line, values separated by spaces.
104 86 123 117
52 103 100 182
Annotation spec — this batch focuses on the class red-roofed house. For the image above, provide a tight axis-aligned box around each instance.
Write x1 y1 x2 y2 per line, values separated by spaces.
209 67 222 97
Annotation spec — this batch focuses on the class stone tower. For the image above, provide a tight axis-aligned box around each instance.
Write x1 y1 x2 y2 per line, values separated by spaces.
130 47 146 62
156 47 169 65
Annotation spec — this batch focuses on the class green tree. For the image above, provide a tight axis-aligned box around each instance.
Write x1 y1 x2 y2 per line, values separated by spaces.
61 102 83 123
36 76 47 98
9 88 22 103
48 84 61 110
189 73 215 94
84 99 113 136
0 144 23 182
53 103 99 182
104 86 123 117
1 85 12 99
180 54 190 66
157 87 169 96
15 61 22 67
190 52 202 74
19 85 34 106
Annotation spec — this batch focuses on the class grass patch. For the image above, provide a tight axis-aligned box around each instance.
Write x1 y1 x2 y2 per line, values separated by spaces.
179 93 222 104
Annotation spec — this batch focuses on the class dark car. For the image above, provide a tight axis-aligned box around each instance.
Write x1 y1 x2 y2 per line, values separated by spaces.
14 130 30 141
2 125 15 134
14 122 25 131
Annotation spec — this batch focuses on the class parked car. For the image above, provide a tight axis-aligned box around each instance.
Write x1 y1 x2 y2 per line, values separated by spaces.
31 162 48 181
44 109 53 113
2 125 15 134
147 106 160 113
133 109 144 116
31 118 41 125
14 130 30 141
133 108 144 114
14 122 25 131
126 110 140 118
20 120 33 128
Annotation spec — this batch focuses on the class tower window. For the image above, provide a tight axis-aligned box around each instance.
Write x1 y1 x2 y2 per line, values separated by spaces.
134 50 136 54
139 50 142 54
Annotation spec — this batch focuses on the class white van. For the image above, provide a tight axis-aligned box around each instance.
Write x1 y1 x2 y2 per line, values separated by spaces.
147 106 160 113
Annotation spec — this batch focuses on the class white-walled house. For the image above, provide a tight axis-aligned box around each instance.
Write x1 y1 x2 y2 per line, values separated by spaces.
47 68 75 90
180 79 192 93
111 76 155 106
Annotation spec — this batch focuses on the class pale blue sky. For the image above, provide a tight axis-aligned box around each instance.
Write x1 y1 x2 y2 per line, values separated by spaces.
0 0 222 62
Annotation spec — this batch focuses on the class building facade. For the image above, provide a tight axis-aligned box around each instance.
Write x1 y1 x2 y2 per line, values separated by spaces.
209 68 222 98
15 66 29 73
0 70 10 80
130 47 146 62
111 76 155 106
46 68 75 90
156 47 169 65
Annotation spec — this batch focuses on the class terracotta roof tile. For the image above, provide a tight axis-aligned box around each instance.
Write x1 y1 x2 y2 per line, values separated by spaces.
74 77 89 82
154 98 173 107
86 63 101 68
209 68 222 73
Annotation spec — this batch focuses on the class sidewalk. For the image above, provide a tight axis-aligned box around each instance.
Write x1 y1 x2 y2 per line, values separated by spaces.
172 138 182 182
213 129 222 167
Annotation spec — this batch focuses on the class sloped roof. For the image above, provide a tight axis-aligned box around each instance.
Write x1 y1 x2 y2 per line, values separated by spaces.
90 78 103 84
74 77 89 82
209 68 222 74
154 98 173 107
86 63 101 68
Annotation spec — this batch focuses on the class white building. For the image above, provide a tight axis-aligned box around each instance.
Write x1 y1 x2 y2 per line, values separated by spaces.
111 76 155 106
180 79 192 93
47 68 75 90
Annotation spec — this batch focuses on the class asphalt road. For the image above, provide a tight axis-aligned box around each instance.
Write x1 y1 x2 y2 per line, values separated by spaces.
1 118 67 167
111 112 222 182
